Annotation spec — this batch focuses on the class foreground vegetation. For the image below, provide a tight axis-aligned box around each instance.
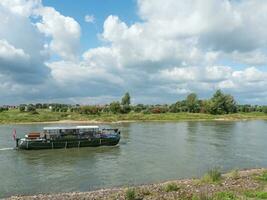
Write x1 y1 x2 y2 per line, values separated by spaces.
8 168 267 200
0 109 267 124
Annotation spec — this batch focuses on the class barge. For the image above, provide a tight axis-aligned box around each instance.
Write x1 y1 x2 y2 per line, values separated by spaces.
15 125 120 150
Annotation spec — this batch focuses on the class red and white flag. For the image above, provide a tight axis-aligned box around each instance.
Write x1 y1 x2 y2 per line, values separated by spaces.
12 128 16 140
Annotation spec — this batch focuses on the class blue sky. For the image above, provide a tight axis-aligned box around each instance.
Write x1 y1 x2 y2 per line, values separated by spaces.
43 0 139 53
0 0 267 105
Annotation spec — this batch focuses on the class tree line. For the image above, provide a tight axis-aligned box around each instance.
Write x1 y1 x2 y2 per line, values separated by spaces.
1 90 267 115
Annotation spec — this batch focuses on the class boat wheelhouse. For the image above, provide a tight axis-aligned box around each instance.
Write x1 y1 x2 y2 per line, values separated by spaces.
16 125 120 150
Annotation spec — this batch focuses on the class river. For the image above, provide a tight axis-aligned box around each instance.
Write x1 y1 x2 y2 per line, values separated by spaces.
0 120 267 198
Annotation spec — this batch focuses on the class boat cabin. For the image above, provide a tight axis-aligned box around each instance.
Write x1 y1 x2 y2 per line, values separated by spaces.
42 125 100 139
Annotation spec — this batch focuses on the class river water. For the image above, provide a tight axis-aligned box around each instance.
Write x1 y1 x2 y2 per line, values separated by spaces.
0 120 267 198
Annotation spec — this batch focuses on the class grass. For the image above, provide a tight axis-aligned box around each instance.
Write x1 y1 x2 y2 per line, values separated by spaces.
0 109 267 124
244 191 267 199
125 188 136 200
192 191 237 200
164 182 180 192
201 168 222 183
213 192 237 200
257 170 267 182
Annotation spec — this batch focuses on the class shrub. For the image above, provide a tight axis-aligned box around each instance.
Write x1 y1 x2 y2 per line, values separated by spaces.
202 168 222 183
30 110 39 115
79 105 101 115
142 109 151 114
208 168 222 182
109 101 121 114
133 104 146 113
164 182 179 192
125 188 136 200
150 106 168 114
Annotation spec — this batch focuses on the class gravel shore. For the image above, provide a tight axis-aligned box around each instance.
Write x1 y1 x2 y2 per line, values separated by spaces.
5 168 267 200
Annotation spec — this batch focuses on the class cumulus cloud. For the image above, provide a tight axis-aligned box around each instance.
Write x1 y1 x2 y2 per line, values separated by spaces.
0 0 80 102
1 0 267 104
0 0 41 16
36 7 81 60
78 0 267 103
0 3 50 84
0 0 81 61
0 40 30 61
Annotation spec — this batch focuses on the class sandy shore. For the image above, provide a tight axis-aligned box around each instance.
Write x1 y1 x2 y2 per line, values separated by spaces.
3 120 137 125
4 117 264 125
5 168 267 200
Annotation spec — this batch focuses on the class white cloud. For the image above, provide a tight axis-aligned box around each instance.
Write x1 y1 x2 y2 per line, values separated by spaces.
85 15 95 23
36 7 81 60
0 0 41 16
0 4 50 84
230 50 267 66
0 40 30 60
1 0 267 104
47 60 124 86
158 66 232 83
0 1 81 61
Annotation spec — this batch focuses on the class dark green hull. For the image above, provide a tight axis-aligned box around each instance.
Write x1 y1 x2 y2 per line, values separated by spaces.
17 137 120 150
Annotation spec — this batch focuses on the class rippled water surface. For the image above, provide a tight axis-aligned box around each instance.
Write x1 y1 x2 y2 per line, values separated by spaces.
1 120 267 198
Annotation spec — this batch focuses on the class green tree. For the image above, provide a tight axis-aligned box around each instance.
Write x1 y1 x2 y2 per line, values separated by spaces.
19 104 26 112
207 90 237 114
169 103 180 113
35 103 43 109
224 94 237 113
133 104 145 113
121 92 131 113
186 93 199 113
26 104 36 112
121 105 131 114
121 92 131 106
110 101 121 114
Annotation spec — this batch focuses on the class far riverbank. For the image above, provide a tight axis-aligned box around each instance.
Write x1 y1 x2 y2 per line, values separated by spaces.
0 109 267 125
7 168 267 200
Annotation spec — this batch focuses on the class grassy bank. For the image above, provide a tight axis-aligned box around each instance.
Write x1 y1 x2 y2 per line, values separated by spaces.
0 109 267 124
7 168 267 200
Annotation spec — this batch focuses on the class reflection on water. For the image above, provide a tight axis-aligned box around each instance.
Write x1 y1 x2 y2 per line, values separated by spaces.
0 120 267 198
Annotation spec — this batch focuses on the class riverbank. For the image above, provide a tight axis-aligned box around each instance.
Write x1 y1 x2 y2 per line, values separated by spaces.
6 168 267 200
0 109 267 124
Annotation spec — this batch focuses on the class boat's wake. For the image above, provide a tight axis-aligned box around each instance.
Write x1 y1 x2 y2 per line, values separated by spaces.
0 147 14 151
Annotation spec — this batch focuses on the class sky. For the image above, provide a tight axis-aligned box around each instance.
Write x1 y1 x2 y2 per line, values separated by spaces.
1 0 267 105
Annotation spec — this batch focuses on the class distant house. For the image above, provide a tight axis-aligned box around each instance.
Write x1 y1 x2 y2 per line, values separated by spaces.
2 105 17 109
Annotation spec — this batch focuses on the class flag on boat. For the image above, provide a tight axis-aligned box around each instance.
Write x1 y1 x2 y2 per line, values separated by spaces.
12 128 16 140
